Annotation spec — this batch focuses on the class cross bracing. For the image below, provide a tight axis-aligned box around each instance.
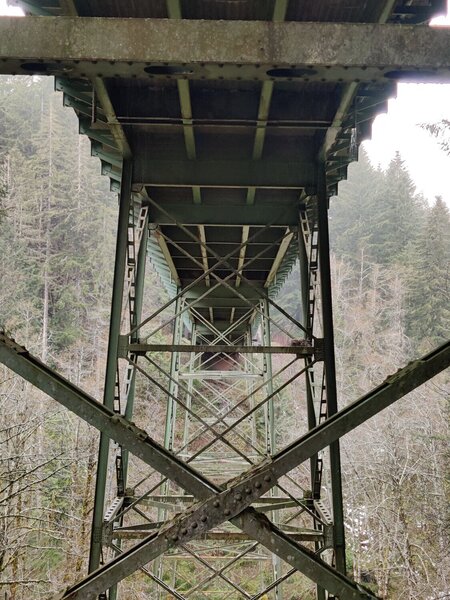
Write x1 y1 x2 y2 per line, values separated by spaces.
1 1 449 599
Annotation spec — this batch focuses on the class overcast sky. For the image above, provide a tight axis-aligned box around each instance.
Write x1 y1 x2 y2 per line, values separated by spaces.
1 0 450 205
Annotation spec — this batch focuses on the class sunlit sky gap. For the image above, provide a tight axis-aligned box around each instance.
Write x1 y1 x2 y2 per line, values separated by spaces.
1 0 450 205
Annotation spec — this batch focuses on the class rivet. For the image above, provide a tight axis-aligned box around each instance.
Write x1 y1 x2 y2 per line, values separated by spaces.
172 535 179 542
181 528 188 535
255 482 262 489
264 475 271 482
191 522 198 529
224 508 231 516
245 487 252 494
214 500 220 507
235 493 242 501
201 515 207 522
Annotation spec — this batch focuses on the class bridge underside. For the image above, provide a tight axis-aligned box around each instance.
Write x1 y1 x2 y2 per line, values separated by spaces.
1 1 450 599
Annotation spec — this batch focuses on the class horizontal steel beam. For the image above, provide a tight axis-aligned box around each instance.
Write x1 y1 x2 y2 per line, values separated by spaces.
194 321 248 334
186 282 264 298
134 159 316 189
178 370 262 380
1 18 450 83
123 343 313 355
148 202 299 226
128 494 304 505
114 528 324 543
180 297 258 309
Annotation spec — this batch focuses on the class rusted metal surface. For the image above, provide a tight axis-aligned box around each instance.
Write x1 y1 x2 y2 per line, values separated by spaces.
1 19 450 82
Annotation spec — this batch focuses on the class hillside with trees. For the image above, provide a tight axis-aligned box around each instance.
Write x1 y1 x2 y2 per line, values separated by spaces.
0 77 449 599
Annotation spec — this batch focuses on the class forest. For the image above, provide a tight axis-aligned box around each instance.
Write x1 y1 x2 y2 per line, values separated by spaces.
0 76 449 599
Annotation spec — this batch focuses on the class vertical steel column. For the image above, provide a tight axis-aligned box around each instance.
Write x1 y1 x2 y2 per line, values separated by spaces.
298 229 318 481
109 210 148 600
163 293 183 452
88 159 133 575
156 293 183 597
317 167 346 575
182 323 196 450
298 226 326 600
121 212 149 485
261 298 282 600
245 327 258 448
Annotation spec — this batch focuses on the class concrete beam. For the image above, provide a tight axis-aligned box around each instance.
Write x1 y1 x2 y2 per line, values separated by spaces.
0 18 450 82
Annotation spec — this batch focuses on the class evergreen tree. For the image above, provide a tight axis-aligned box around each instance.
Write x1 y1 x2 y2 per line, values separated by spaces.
369 152 426 267
330 148 384 267
331 151 426 269
405 196 450 346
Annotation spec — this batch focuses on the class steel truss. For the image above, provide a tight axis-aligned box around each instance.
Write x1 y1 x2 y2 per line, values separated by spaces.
1 5 449 599
1 329 448 599
0 162 448 599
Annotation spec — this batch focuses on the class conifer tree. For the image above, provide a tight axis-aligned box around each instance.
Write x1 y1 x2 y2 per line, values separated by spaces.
405 196 450 346
368 152 426 267
330 148 384 267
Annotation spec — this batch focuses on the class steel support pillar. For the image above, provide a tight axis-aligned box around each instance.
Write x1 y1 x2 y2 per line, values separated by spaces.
89 159 133 575
109 205 149 600
122 212 149 481
261 298 283 600
298 222 326 600
156 292 183 597
317 167 346 575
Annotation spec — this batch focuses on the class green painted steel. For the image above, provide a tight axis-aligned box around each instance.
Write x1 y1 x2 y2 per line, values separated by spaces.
88 159 133 574
1 331 448 599
3 3 448 598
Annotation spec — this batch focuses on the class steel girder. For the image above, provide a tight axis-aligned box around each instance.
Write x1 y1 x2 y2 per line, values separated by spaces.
2 4 448 599
0 332 448 598
1 18 450 83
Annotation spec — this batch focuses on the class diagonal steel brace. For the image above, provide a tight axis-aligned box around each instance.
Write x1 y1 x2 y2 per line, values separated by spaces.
1 332 448 599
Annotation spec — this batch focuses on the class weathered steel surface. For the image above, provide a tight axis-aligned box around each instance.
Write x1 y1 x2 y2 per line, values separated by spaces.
133 158 317 188
1 18 450 81
124 343 313 355
147 202 300 226
1 331 448 599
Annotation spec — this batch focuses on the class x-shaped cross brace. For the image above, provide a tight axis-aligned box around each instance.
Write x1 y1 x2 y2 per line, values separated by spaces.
1 333 448 600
